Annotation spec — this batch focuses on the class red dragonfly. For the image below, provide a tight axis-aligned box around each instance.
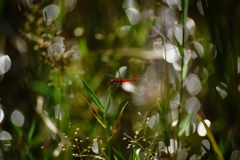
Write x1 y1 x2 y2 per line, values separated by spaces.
107 73 138 94
109 77 139 86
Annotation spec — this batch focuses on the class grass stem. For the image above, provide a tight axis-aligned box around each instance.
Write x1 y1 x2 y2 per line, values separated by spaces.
197 111 224 160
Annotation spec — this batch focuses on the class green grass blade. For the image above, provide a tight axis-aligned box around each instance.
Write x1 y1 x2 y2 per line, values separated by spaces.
112 148 126 160
79 38 89 58
89 105 106 128
197 111 224 160
105 88 112 114
174 36 185 57
132 148 140 160
108 102 128 141
102 150 110 160
177 113 193 136
80 94 106 128
81 78 104 112
157 100 170 146
28 116 36 142
182 0 189 27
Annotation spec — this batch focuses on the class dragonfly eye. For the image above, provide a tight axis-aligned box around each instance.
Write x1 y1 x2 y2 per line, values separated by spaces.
110 79 114 83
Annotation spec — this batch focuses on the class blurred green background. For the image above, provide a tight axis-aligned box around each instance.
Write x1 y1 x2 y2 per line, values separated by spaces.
0 0 240 159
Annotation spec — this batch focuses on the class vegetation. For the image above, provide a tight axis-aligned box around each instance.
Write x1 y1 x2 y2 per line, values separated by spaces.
0 0 240 159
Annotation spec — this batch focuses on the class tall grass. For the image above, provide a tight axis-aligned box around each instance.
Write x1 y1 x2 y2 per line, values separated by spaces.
0 0 240 159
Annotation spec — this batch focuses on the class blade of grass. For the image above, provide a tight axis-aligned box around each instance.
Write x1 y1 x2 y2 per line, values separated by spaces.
157 100 170 147
108 102 128 141
28 116 36 143
177 1 189 138
102 150 110 160
197 111 224 160
182 0 189 27
80 94 106 128
174 36 185 57
105 88 112 114
81 78 104 112
112 148 126 160
79 38 89 58
177 113 193 136
132 148 140 160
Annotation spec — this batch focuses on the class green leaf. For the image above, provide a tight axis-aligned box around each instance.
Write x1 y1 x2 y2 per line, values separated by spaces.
132 148 140 160
108 102 128 141
80 94 106 128
102 150 110 160
112 148 126 160
52 86 62 103
105 88 112 114
158 100 170 146
89 105 106 128
81 78 104 112
174 36 185 57
178 113 193 136
28 116 36 142
30 80 50 95
79 38 89 58
135 22 149 46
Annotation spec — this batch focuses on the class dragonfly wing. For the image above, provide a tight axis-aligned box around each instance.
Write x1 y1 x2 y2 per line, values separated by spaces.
116 66 127 79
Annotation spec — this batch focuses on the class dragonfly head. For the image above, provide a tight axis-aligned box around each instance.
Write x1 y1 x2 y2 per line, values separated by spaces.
109 79 114 84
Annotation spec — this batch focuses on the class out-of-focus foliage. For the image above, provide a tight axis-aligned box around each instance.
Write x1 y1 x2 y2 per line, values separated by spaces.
0 0 240 159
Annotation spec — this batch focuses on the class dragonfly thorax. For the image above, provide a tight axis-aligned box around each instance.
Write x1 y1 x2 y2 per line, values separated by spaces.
109 78 122 84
